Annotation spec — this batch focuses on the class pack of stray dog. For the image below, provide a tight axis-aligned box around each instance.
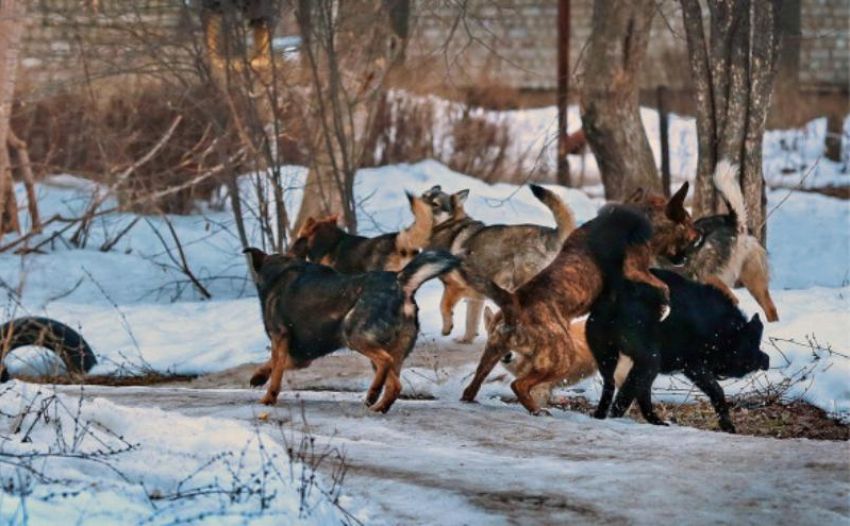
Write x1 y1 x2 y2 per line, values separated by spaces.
245 160 773 433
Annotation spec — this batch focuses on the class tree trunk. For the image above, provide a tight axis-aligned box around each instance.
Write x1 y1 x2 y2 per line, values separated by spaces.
0 0 25 238
580 0 660 200
681 0 783 243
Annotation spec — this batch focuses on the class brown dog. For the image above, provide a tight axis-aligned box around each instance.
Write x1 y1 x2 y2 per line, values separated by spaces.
627 168 778 322
422 184 576 343
295 193 432 273
461 202 699 416
496 316 629 408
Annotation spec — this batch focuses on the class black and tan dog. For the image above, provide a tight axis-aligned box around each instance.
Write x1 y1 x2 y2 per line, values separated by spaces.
627 165 778 322
586 268 770 433
461 204 698 415
294 193 432 273
244 246 458 412
421 184 576 343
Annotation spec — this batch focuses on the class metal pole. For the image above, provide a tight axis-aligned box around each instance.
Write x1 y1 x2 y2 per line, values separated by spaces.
557 0 571 187
657 85 671 198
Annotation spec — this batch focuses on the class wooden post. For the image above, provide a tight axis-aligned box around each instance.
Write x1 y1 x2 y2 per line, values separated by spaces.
556 0 571 187
657 85 671 198
825 113 843 163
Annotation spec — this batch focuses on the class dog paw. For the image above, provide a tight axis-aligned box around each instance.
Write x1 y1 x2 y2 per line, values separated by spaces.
259 392 278 406
365 392 380 407
249 372 269 387
460 390 478 404
369 402 392 414
441 324 453 337
453 335 476 344
531 408 552 417
660 305 671 321
719 419 737 434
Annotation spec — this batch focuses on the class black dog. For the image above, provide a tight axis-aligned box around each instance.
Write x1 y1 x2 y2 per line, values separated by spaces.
244 247 459 412
586 269 769 433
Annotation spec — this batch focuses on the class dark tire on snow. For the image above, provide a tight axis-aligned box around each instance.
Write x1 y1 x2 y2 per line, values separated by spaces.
0 317 97 382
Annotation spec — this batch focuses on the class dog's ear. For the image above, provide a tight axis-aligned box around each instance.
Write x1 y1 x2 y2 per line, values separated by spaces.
666 182 690 223
326 213 340 225
297 217 317 237
748 313 764 341
625 187 645 204
288 237 309 259
243 247 268 272
452 189 470 206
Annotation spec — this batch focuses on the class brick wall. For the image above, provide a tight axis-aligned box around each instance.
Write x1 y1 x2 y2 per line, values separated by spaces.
20 0 849 94
799 0 850 86
410 0 849 92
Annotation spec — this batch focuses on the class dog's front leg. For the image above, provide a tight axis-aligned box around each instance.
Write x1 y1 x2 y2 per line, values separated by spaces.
461 344 510 403
260 335 289 406
440 275 466 337
686 370 735 433
511 371 554 416
624 249 671 318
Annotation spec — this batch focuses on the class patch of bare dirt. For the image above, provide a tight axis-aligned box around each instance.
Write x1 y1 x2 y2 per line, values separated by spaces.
541 395 850 441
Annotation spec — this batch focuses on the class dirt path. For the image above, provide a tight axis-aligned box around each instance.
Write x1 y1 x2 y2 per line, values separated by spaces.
56 368 850 525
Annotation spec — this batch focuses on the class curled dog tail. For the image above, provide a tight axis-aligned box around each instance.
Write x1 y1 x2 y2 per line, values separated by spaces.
586 204 653 286
397 250 460 299
0 317 97 382
713 159 747 233
530 184 576 245
396 193 434 253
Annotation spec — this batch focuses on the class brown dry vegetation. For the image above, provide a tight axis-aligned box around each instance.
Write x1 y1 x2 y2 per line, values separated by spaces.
545 395 850 441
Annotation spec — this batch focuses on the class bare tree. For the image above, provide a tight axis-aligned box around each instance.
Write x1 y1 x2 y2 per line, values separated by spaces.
681 0 784 242
0 0 25 237
293 0 401 234
580 0 661 200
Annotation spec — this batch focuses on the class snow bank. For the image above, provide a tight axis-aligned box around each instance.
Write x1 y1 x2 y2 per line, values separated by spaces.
409 94 849 191
0 381 359 525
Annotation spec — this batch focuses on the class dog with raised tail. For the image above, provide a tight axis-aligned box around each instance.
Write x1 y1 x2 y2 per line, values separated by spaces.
421 184 576 343
244 247 459 412
460 204 692 415
655 161 779 322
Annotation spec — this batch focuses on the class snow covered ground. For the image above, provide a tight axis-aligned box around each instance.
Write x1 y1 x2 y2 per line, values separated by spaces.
0 381 362 525
0 141 847 521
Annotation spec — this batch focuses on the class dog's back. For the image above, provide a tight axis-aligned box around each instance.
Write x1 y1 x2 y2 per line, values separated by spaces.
593 269 758 373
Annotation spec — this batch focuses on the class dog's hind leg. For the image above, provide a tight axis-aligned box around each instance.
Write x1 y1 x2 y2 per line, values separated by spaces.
589 342 620 420
250 358 273 387
260 336 290 405
358 346 400 411
686 370 736 433
371 358 403 413
457 298 484 344
461 343 510 403
611 352 660 423
740 249 779 322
